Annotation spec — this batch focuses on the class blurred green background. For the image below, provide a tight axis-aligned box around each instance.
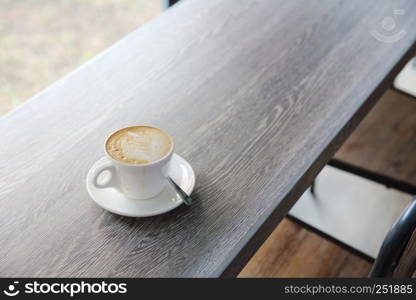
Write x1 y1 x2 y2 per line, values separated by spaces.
0 0 161 115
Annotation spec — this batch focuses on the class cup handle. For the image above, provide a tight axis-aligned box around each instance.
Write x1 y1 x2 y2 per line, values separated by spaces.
91 161 117 189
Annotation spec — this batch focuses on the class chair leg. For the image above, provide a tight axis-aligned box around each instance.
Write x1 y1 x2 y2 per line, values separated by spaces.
310 179 317 199
162 0 181 10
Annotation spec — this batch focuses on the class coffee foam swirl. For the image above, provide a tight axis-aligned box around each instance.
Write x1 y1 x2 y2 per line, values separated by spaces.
106 126 172 164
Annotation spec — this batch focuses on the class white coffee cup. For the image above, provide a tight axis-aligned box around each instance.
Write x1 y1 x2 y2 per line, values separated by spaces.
90 126 174 199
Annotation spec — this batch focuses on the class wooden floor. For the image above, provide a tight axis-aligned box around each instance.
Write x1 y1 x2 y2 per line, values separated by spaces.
239 218 372 277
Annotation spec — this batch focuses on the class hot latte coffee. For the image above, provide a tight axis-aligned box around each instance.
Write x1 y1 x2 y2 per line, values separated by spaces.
105 126 172 165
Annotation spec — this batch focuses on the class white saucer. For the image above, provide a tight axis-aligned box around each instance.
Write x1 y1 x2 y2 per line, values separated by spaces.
86 154 195 217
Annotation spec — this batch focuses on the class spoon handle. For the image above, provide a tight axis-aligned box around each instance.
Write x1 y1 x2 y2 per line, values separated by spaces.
167 176 194 206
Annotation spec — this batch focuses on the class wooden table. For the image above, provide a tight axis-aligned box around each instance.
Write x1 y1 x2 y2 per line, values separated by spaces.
1 0 415 277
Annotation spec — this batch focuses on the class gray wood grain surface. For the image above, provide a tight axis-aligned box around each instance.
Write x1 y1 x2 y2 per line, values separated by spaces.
1 0 416 277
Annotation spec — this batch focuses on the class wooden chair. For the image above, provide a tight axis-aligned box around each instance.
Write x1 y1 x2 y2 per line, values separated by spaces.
297 88 416 276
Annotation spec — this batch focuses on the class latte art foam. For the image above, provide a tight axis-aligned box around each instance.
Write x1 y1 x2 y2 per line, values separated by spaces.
106 126 172 164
